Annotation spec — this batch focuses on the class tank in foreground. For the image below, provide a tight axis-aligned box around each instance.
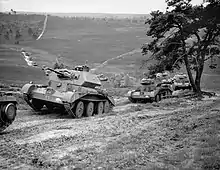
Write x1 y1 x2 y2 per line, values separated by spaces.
127 72 173 103
21 65 115 118
0 92 17 132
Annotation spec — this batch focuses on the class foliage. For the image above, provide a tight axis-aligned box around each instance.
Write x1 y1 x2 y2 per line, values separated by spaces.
15 30 22 40
32 32 39 39
4 31 9 40
142 0 220 96
53 62 65 69
28 27 33 36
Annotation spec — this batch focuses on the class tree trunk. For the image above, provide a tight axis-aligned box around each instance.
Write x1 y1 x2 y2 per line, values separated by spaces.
183 55 197 92
195 56 205 98
195 69 202 97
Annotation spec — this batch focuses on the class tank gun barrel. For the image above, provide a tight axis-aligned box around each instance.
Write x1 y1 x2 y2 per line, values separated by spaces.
42 66 71 78
46 67 64 75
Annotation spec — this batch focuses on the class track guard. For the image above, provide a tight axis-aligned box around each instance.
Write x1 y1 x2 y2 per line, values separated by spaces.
107 96 115 106
21 84 35 95
62 91 81 103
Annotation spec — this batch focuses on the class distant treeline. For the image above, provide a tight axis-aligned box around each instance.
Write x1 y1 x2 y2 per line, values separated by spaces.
49 14 149 23
0 12 149 44
0 13 45 43
0 12 150 23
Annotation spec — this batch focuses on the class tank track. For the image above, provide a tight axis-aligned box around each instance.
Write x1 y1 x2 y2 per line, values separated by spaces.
0 121 10 133
0 105 15 133
23 94 38 111
64 99 114 118
63 103 76 117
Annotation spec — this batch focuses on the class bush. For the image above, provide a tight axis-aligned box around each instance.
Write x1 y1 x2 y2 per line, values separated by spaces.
53 62 66 69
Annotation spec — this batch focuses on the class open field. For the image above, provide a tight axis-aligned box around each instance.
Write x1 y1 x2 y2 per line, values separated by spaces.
0 46 47 85
1 13 150 63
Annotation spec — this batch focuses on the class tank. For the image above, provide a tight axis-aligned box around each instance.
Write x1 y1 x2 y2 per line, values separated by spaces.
97 74 108 82
21 65 115 118
0 92 17 132
172 73 192 90
127 72 173 103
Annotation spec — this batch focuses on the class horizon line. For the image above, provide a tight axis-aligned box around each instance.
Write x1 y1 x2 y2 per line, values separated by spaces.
1 10 151 15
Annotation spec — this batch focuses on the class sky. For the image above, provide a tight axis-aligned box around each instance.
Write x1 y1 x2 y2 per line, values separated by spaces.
0 0 204 14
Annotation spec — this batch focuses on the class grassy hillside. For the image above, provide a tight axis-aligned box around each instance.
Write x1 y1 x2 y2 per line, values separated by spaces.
0 13 45 44
0 46 47 85
0 13 219 91
0 13 150 64
20 16 149 63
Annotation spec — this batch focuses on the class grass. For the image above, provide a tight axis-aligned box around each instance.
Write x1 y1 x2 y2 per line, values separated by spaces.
88 100 220 169
19 16 150 64
0 46 47 86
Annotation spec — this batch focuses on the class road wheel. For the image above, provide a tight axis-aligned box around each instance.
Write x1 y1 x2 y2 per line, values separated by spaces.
3 103 16 122
104 100 110 113
97 102 104 115
161 91 166 99
85 102 94 117
155 94 161 102
46 103 54 111
128 97 136 103
167 90 172 98
0 103 16 133
31 99 44 111
164 90 170 99
75 101 84 118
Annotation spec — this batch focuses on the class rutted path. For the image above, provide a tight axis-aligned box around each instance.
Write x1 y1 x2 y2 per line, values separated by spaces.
91 48 141 73
1 44 57 68
36 14 48 40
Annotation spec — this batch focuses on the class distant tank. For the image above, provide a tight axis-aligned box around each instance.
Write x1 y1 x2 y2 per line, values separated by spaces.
21 65 115 118
172 73 191 90
0 92 17 132
127 72 173 103
97 74 108 82
74 65 90 72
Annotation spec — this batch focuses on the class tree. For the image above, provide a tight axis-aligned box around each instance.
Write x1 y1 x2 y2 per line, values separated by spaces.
53 57 66 69
142 0 220 97
32 32 39 39
4 31 10 40
11 9 16 15
14 30 22 44
28 27 33 36
15 30 22 40
53 62 65 69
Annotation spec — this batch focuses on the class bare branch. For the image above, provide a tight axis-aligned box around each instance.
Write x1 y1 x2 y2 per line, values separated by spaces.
194 32 201 43
204 55 213 61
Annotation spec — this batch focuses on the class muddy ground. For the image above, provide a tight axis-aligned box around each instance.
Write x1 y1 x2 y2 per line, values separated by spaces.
1 96 220 170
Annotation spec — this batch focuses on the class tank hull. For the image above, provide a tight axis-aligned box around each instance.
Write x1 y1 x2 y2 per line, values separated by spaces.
172 74 192 91
127 86 173 103
173 83 192 91
21 83 115 118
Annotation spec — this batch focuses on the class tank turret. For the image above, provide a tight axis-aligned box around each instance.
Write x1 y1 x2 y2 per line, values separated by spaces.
74 65 90 72
44 66 102 88
21 66 115 118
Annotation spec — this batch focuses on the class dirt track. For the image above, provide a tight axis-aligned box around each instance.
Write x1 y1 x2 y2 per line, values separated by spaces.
1 96 220 169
